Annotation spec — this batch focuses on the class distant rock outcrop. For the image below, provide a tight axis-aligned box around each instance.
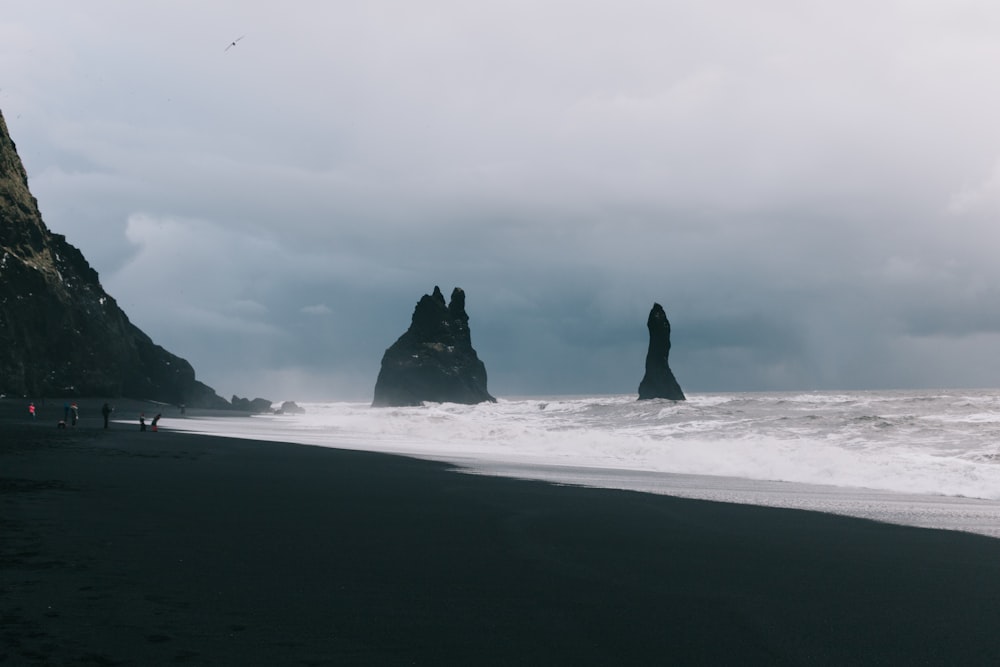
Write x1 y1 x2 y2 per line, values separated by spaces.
0 108 228 407
231 396 273 413
277 400 305 414
637 303 686 401
373 286 496 407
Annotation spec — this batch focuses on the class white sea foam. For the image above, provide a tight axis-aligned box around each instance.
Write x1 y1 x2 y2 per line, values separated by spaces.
165 389 1000 538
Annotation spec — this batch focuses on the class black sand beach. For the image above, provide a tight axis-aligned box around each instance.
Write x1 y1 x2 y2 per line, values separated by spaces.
4 399 1000 665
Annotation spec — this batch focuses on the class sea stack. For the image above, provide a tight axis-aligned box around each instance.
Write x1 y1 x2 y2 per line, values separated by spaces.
637 303 686 401
373 286 496 407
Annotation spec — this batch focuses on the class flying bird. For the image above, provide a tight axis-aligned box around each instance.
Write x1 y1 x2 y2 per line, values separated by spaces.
224 35 245 52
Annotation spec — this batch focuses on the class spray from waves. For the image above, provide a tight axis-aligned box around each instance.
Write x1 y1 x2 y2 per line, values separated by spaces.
170 389 1000 501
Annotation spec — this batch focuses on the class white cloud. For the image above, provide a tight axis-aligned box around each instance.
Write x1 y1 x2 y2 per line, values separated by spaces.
949 158 1000 216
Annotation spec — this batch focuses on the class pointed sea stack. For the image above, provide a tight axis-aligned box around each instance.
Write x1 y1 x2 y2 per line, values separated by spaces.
373 286 496 407
0 108 228 406
637 303 686 401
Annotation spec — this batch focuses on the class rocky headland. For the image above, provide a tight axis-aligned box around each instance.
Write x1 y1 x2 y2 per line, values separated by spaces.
0 108 228 407
637 302 686 401
373 286 495 407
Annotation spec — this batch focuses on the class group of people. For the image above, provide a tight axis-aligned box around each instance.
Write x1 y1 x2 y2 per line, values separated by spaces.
28 401 86 428
138 412 161 432
28 401 163 432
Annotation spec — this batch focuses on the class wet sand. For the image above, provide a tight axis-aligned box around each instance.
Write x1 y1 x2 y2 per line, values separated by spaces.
4 398 1000 665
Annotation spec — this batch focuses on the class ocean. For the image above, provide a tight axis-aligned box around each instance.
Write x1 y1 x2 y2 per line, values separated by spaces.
167 389 1000 538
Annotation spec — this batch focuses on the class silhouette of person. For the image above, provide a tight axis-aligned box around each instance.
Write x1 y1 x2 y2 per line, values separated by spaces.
139 413 146 432
28 402 36 419
102 402 112 429
70 402 79 427
151 413 161 432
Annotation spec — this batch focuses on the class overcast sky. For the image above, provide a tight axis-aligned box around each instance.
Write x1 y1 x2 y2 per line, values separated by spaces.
4 1 1000 400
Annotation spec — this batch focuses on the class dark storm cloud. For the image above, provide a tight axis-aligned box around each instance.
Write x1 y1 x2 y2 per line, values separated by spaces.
4 1 1000 398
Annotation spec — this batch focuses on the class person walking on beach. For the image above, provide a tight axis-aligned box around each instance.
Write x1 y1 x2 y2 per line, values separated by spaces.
28 402 35 419
151 413 161 432
102 402 112 429
139 413 146 432
70 402 79 427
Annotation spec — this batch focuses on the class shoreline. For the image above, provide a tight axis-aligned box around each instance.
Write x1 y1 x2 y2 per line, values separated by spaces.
163 407 1000 540
5 409 1000 664
461 459 1000 539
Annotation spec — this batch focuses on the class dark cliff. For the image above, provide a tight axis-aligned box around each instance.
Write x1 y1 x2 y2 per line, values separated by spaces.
0 109 228 406
637 303 686 401
373 286 496 407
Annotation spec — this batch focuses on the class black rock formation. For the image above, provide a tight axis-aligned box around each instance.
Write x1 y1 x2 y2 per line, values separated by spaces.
231 396 274 413
373 286 496 407
0 108 228 407
637 303 686 401
277 400 305 414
